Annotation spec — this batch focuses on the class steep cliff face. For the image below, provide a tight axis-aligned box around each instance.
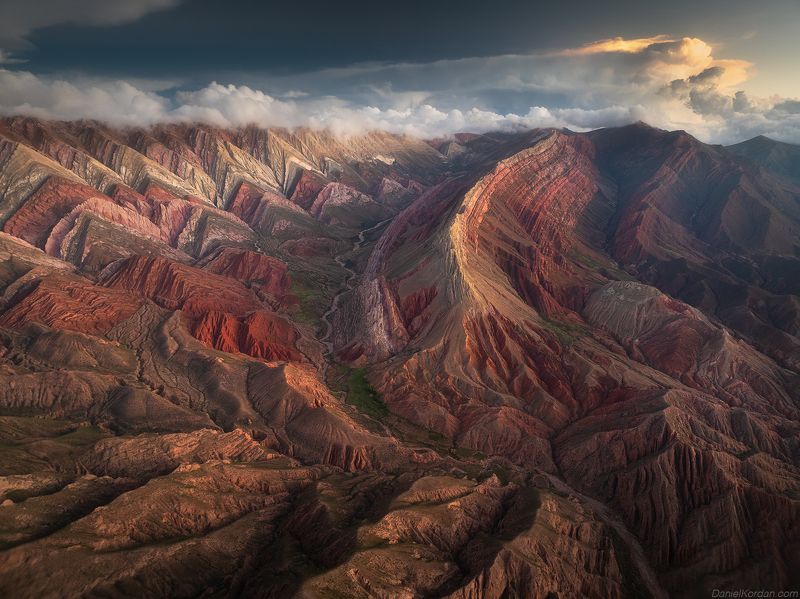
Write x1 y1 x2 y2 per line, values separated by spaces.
0 118 797 598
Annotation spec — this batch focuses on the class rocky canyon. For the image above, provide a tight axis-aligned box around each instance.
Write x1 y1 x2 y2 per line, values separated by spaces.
0 117 797 598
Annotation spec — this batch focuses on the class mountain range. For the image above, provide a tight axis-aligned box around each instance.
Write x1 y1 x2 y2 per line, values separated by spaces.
0 116 797 598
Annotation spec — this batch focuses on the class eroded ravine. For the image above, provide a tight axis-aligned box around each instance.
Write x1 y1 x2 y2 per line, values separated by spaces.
319 217 392 382
544 473 669 599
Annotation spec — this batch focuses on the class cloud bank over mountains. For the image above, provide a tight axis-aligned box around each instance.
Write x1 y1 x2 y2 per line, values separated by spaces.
0 35 798 143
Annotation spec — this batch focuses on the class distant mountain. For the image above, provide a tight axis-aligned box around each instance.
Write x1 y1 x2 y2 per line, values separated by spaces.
0 117 797 598
727 134 800 184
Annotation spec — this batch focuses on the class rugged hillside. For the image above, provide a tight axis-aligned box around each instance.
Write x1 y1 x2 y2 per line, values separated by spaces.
727 135 800 186
0 117 797 598
334 124 800 595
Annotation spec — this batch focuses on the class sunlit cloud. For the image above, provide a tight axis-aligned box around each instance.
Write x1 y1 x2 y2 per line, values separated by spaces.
559 35 674 55
0 35 797 144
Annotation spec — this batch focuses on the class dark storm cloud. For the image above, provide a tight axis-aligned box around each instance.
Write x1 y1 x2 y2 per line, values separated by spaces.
8 0 622 73
5 0 792 77
0 0 182 49
0 0 797 143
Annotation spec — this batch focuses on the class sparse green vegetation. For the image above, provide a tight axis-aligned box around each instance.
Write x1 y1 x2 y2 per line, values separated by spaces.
329 365 494 463
346 367 389 421
56 425 106 447
540 318 586 346
330 365 487 463
427 430 449 444
569 249 604 270
289 279 326 326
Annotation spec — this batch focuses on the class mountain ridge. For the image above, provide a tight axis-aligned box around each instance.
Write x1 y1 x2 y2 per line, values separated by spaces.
0 116 797 598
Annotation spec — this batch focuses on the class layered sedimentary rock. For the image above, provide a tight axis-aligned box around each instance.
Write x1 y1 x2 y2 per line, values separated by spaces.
0 118 797 598
333 126 800 596
590 124 800 370
201 247 290 299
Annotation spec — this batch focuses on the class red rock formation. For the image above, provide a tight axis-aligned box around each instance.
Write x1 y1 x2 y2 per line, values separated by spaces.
0 117 797 597
100 255 262 316
331 126 800 596
3 177 101 248
591 123 800 369
191 309 302 362
226 181 300 232
45 196 166 256
0 275 141 335
289 169 329 210
98 255 306 360
302 476 629 599
201 246 290 300
583 281 798 409
375 176 423 209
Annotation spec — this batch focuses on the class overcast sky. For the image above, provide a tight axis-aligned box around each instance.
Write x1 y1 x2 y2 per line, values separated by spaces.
0 0 798 143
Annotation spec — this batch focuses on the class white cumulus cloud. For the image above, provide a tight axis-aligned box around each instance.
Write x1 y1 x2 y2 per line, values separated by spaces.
0 35 797 144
